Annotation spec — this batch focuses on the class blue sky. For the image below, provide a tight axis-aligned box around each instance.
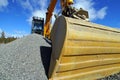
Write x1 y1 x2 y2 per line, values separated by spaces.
0 0 120 37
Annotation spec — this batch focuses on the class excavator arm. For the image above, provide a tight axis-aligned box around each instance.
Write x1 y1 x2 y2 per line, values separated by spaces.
43 0 57 38
44 0 73 38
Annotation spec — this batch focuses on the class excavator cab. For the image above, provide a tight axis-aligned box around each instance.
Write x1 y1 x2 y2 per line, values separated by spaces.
31 16 44 35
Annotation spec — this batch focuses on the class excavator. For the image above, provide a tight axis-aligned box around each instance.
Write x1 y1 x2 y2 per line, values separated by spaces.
39 0 120 80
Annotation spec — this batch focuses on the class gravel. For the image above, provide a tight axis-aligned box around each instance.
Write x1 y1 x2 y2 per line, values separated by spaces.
0 34 51 80
0 33 120 80
0 43 5 48
98 72 120 80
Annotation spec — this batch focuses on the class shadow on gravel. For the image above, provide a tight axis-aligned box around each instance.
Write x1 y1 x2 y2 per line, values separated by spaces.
43 38 52 45
40 46 52 78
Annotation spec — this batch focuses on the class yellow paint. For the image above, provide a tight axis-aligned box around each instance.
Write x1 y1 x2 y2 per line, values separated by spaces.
49 16 120 80
67 0 74 4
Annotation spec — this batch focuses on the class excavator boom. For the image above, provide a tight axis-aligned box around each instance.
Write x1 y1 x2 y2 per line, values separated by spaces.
43 0 57 38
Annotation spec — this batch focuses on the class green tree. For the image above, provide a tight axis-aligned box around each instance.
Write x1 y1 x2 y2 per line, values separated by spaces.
0 31 17 44
1 31 5 39
1 31 5 43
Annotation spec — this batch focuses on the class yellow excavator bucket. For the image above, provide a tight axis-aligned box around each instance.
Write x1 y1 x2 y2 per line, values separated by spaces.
49 16 120 80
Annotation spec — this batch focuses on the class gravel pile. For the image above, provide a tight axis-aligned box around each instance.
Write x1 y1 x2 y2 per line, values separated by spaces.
0 34 51 80
0 33 120 80
99 72 120 80
0 44 5 48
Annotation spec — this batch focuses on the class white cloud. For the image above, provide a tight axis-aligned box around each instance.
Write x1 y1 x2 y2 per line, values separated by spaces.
97 7 107 19
18 0 33 11
16 0 48 24
20 0 107 25
0 28 2 37
17 0 48 12
28 10 58 26
0 29 28 38
10 33 28 38
27 9 46 24
14 30 26 34
73 0 108 21
0 28 2 33
13 30 28 38
0 0 8 11
5 30 28 38
39 0 48 10
32 10 46 20
28 0 108 24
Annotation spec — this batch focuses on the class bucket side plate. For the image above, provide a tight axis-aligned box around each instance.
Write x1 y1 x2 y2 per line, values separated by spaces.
49 16 120 80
